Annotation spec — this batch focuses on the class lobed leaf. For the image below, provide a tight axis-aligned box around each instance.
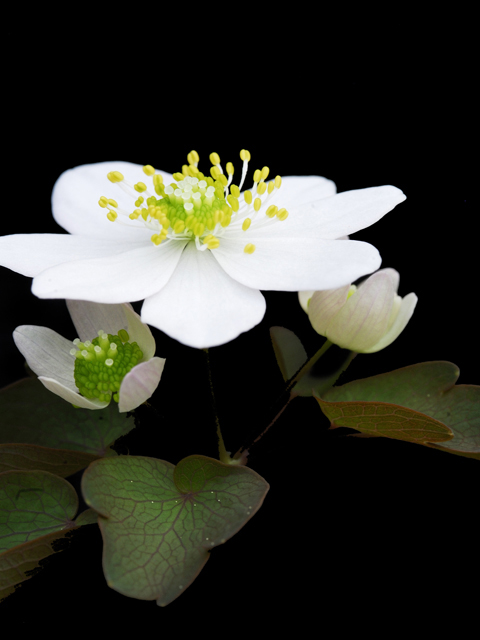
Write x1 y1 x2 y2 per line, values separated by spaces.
0 470 78 553
0 377 135 473
81 454 269 606
318 362 480 457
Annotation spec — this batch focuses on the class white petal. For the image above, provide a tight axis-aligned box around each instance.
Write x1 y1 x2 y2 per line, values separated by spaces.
364 293 418 353
13 326 77 391
32 240 187 302
52 161 174 241
213 236 381 291
271 176 336 210
66 301 156 360
38 377 109 410
377 268 400 294
308 285 351 336
328 270 397 351
118 357 165 413
0 234 138 278
298 290 315 313
242 186 406 241
141 243 266 348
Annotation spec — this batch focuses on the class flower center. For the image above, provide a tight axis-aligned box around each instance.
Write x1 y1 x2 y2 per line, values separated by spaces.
99 150 289 254
70 329 143 403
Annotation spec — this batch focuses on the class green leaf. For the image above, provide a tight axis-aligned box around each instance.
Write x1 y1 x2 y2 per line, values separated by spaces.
0 377 135 472
81 454 269 606
0 470 78 552
318 362 480 457
0 470 83 602
0 444 98 477
270 326 337 397
270 326 308 382
0 527 75 602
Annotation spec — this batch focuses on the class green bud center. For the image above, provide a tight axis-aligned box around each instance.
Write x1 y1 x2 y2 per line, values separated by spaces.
71 329 143 403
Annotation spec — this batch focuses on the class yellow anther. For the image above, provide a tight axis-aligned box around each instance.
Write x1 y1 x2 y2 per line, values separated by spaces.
210 166 220 180
134 182 147 193
107 199 118 208
230 184 240 198
217 174 228 187
221 213 232 228
214 187 224 200
143 165 155 176
254 198 262 212
257 182 267 196
253 169 261 183
151 234 164 246
274 175 282 189
153 174 163 186
107 171 124 183
267 181 275 194
129 210 141 220
189 164 199 175
227 194 240 212
240 149 251 161
266 205 278 218
188 150 200 164
244 190 252 205
242 218 251 231
213 210 224 225
209 152 221 165
207 237 220 249
277 208 289 221
173 172 185 182
182 164 192 177
194 222 205 237
98 196 108 208
244 243 256 254
146 196 156 206
226 162 234 175
107 211 117 222
135 197 144 207
261 166 270 181
206 177 215 187
173 220 185 234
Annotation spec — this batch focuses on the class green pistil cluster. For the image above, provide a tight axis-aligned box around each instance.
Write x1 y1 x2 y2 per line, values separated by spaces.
72 330 143 403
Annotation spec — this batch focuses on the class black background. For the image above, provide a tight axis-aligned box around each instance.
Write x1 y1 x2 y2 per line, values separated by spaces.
1 41 476 632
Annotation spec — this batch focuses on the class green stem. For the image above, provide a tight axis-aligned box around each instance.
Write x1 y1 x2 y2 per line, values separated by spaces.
202 348 231 465
232 338 333 465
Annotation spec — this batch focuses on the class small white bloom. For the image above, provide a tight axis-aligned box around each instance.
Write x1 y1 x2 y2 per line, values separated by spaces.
300 268 418 353
0 150 406 348
13 301 165 412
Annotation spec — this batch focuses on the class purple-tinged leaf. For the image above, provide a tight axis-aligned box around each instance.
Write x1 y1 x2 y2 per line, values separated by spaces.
319 362 479 458
81 455 269 606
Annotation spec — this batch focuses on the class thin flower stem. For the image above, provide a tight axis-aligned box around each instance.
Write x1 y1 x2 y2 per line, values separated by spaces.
232 339 333 465
202 348 231 465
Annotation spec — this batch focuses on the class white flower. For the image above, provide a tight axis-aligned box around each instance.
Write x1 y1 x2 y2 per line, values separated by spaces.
13 301 165 412
0 151 406 348
299 268 418 353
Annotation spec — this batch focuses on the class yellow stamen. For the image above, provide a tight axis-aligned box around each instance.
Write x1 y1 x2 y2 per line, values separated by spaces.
209 152 221 165
244 190 252 205
226 162 234 175
244 243 256 254
134 182 147 193
143 165 155 176
107 171 124 183
254 198 262 212
242 218 251 231
257 182 267 196
277 208 288 221
240 149 251 161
